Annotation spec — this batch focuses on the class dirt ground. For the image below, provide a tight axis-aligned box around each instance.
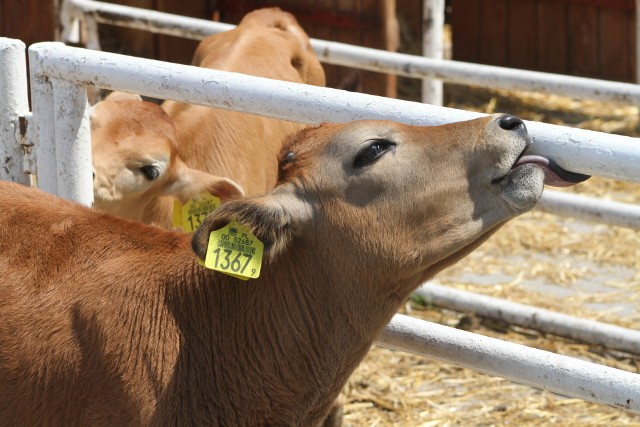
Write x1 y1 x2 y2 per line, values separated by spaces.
341 84 640 426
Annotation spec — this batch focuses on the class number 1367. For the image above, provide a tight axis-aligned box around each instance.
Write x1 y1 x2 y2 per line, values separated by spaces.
211 248 253 274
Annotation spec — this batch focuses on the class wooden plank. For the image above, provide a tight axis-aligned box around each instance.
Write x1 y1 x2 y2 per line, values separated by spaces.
479 0 508 66
2 0 55 45
507 0 537 70
312 0 339 90
359 0 388 96
598 7 631 82
536 0 567 74
216 0 248 24
451 0 480 63
567 2 598 77
156 0 207 65
98 0 156 59
629 5 636 82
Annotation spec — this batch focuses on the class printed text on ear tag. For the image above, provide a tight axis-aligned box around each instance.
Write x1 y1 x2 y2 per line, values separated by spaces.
172 193 221 232
204 220 264 280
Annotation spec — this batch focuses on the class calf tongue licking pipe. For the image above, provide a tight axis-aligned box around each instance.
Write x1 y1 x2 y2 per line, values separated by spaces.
515 155 591 187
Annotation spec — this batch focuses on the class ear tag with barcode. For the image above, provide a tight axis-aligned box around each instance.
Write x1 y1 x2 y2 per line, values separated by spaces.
204 220 264 281
172 193 221 232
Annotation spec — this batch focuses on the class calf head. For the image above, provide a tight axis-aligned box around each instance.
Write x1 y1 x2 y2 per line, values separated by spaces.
194 114 584 292
91 92 243 223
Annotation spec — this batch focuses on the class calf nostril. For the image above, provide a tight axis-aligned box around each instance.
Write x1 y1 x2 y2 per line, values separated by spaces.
498 114 525 131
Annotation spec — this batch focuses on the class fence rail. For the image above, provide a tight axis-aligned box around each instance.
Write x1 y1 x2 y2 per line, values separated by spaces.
29 42 640 185
415 283 640 355
382 314 640 414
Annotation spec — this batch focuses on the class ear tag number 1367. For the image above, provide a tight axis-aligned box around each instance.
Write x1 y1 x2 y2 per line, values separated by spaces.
172 193 221 232
204 220 264 281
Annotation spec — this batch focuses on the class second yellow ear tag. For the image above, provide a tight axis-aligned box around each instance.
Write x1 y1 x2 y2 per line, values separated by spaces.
172 193 221 232
204 220 264 281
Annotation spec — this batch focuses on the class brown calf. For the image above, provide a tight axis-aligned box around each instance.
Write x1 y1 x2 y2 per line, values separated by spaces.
0 114 581 425
91 91 243 227
162 8 326 197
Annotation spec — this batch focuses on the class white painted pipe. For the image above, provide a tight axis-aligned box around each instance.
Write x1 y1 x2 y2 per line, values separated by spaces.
0 38 30 185
414 283 640 355
28 43 60 195
422 0 445 105
378 314 640 414
64 0 640 105
313 41 640 105
27 43 640 183
64 0 233 40
538 190 640 229
51 79 93 206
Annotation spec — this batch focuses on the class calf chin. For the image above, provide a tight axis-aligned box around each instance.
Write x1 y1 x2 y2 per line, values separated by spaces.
500 164 545 212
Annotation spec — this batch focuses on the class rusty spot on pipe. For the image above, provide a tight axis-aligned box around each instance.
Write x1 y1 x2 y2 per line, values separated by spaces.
18 116 27 138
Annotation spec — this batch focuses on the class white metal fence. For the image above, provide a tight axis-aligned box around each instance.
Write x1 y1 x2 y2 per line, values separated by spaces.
58 0 640 235
0 37 635 414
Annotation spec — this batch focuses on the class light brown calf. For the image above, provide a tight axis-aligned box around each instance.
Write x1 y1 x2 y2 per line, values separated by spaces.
91 91 243 227
0 114 583 425
162 7 326 197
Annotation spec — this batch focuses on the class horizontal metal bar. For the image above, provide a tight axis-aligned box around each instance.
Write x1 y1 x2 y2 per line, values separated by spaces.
65 0 640 105
377 314 640 414
64 0 233 40
538 190 640 229
28 42 640 182
414 283 640 355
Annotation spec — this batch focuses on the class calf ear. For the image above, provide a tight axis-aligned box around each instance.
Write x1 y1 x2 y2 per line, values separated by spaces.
166 162 244 203
192 184 312 261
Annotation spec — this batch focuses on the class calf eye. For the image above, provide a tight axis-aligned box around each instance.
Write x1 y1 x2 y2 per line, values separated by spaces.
139 165 160 181
353 139 396 168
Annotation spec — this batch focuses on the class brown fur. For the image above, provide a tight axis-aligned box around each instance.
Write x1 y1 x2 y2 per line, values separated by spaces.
162 7 326 198
0 115 544 425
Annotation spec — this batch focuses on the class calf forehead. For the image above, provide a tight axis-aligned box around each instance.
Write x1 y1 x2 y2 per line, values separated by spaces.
277 118 490 185
92 100 176 152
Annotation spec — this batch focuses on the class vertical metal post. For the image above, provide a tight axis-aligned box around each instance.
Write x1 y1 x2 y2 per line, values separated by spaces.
81 15 101 50
0 38 30 185
28 43 61 195
422 0 445 105
51 79 93 206
59 0 81 44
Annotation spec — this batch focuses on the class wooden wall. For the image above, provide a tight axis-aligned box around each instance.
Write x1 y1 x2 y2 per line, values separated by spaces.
451 0 636 82
0 0 58 46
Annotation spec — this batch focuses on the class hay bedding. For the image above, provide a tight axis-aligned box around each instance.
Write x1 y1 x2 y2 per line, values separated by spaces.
341 86 640 426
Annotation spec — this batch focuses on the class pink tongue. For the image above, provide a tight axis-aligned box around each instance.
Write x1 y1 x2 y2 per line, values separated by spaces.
515 155 576 187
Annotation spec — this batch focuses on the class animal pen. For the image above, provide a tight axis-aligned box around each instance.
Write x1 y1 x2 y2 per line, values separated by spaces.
1 0 640 422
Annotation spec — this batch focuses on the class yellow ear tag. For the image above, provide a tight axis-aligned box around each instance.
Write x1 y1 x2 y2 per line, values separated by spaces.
172 193 221 232
204 220 264 281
